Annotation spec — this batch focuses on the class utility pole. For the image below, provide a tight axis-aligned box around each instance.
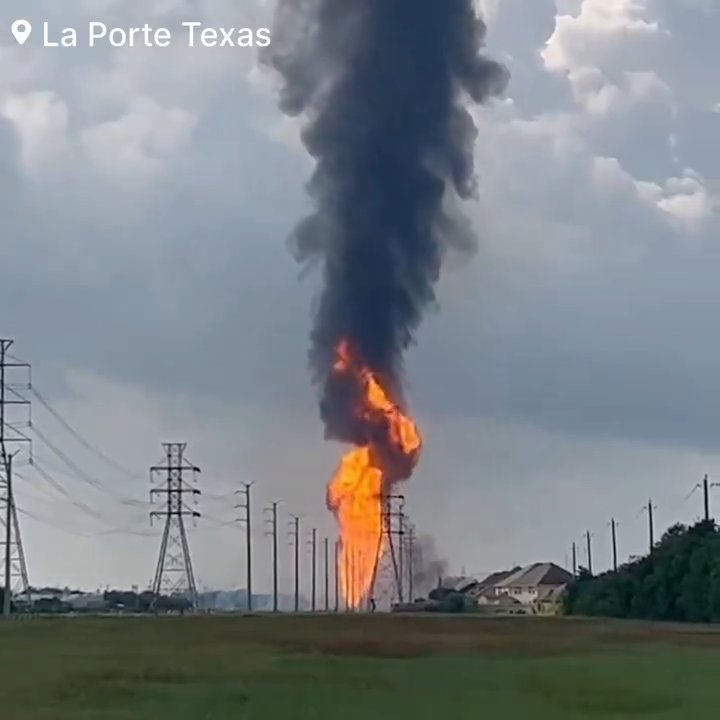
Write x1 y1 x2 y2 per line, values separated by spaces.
323 537 329 612
610 519 618 572
334 538 340 612
397 498 405 603
571 541 577 577
309 527 317 612
235 482 253 612
407 524 415 602
644 500 655 553
289 515 300 612
265 501 280 612
585 531 593 576
1 340 32 617
703 475 710 522
150 443 201 611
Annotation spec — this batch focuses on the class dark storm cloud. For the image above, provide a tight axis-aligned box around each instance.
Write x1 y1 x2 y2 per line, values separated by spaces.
267 0 508 437
3 0 720 467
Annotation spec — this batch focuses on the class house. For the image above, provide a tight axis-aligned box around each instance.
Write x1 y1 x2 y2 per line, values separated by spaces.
465 568 521 602
492 562 573 607
476 591 527 615
407 563 571 616
533 584 567 616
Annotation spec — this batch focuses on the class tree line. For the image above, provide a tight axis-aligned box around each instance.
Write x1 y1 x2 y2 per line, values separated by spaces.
0 588 192 614
565 520 720 622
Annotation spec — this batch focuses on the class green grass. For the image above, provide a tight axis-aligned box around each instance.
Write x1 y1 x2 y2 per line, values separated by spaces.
2 614 720 718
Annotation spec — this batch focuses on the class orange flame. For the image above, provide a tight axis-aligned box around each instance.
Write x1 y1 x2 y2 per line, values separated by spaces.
326 340 422 609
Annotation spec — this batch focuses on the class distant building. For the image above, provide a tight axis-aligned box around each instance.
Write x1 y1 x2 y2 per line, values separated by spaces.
475 590 521 609
65 593 107 612
491 562 573 608
533 584 567 616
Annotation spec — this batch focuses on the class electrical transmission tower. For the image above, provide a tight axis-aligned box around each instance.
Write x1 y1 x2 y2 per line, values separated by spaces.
369 493 405 610
1 339 32 616
150 443 201 611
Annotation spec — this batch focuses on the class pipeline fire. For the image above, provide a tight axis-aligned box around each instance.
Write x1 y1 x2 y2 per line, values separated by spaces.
267 0 508 609
326 340 421 607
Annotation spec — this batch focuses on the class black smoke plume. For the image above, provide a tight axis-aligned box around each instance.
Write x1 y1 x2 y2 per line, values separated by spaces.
268 0 508 434
410 534 449 599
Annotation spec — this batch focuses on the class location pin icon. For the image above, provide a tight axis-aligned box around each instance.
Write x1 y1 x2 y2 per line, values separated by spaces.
11 19 32 46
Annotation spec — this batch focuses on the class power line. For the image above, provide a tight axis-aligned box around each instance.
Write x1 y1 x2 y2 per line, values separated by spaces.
15 504 98 538
31 461 107 522
30 387 143 480
15 503 156 539
17 458 152 533
31 427 146 508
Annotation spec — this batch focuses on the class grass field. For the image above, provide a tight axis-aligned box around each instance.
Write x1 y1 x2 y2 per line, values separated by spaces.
2 614 720 719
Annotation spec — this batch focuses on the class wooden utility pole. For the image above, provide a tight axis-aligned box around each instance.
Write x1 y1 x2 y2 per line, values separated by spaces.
585 531 593 576
647 500 655 553
610 518 618 572
572 541 577 577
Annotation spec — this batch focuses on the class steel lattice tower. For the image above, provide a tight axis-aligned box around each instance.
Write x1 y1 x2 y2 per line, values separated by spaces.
368 494 405 610
1 339 32 616
150 443 201 611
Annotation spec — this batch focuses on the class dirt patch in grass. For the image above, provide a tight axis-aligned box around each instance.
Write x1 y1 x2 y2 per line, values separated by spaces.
259 615 720 660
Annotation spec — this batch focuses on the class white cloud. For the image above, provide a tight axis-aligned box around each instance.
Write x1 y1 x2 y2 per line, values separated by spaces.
3 0 720 591
80 97 195 179
0 91 72 173
543 0 665 77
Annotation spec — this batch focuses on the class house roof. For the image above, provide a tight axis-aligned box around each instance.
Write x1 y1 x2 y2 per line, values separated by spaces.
494 563 573 589
477 568 521 588
439 576 478 593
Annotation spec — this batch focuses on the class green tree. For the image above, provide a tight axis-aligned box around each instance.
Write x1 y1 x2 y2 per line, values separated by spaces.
565 520 720 623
